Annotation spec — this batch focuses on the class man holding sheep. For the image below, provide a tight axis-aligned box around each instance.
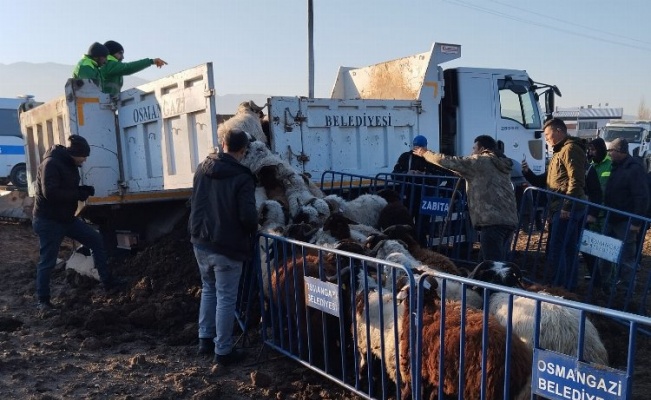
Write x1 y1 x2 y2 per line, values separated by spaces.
413 135 518 262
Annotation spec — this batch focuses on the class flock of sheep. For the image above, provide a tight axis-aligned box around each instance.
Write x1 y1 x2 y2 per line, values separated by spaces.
220 103 613 400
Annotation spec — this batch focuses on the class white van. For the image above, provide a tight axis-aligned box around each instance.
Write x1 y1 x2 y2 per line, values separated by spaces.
0 98 35 188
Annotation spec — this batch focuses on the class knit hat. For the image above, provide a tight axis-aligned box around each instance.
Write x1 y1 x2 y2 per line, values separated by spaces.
607 137 629 154
87 42 109 58
413 135 428 147
104 40 124 55
67 135 91 157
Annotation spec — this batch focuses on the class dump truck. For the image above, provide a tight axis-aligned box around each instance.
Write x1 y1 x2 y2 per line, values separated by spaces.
600 120 651 170
19 43 557 252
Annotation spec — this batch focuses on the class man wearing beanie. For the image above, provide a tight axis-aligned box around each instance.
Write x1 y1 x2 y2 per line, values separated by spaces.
100 40 168 96
72 42 110 85
32 135 121 311
600 137 650 292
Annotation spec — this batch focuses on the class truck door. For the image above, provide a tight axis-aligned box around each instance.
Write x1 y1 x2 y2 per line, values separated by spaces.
117 63 218 192
495 77 545 174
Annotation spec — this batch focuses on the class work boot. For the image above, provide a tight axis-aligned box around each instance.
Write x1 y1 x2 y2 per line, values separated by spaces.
197 338 215 356
36 300 57 311
213 348 245 367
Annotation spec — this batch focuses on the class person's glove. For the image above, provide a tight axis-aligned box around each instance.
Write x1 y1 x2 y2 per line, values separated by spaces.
78 185 95 201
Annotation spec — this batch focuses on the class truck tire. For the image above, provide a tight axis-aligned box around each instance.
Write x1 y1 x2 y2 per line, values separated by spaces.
9 163 27 189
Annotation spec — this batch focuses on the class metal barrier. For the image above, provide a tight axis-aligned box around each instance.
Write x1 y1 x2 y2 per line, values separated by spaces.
319 170 477 263
511 186 651 315
251 232 649 399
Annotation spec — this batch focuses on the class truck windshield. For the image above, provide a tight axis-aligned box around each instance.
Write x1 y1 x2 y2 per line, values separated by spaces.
602 127 644 143
498 80 541 129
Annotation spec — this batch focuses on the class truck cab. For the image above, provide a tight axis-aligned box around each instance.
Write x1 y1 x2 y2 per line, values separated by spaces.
600 120 651 162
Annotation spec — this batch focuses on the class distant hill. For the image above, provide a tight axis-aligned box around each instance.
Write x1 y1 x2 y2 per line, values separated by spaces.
0 62 270 114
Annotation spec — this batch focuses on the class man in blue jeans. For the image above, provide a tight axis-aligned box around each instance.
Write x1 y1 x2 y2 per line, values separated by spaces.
189 128 258 366
32 135 119 311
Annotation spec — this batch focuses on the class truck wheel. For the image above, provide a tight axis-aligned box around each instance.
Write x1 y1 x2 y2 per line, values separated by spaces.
10 163 27 188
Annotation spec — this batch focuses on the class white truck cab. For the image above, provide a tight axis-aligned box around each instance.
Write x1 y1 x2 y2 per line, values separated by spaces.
600 120 651 161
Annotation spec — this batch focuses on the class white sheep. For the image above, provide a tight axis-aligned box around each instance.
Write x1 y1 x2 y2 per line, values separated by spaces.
324 194 387 228
470 261 609 366
218 101 267 145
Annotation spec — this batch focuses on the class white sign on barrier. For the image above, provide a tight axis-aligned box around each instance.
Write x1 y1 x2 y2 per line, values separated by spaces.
304 276 340 317
579 230 622 263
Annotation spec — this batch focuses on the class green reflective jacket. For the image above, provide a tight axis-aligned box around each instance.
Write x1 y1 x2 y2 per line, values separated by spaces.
72 56 102 86
100 55 153 96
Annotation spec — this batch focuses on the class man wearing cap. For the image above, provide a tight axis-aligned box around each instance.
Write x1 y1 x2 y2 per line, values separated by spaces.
392 135 451 245
600 137 650 292
72 42 110 85
414 135 518 261
32 135 119 311
100 40 167 96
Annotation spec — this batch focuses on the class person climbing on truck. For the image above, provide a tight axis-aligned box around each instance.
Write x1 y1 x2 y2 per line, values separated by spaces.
100 40 167 96
32 135 124 311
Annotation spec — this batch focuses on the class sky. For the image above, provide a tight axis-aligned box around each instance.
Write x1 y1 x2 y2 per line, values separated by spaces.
1 0 650 115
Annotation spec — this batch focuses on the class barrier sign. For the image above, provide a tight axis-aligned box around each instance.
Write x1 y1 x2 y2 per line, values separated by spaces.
533 349 628 400
420 196 451 216
579 230 622 263
304 276 340 317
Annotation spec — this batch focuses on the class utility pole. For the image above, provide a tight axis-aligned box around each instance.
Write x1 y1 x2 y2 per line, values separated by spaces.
308 0 314 98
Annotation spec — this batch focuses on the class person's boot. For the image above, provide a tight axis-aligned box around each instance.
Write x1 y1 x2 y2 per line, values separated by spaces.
197 338 214 356
213 348 245 366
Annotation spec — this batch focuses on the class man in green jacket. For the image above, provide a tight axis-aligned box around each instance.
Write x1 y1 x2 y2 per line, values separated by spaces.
100 40 168 96
522 118 587 290
72 42 110 86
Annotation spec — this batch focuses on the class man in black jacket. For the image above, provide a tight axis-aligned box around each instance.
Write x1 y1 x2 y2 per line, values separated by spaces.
33 135 117 310
189 128 258 366
600 138 650 292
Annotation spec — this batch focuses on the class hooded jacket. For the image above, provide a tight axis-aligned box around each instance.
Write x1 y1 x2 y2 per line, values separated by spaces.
189 151 258 261
33 145 86 222
604 155 650 226
524 136 587 213
72 55 102 85
421 149 518 229
100 55 155 96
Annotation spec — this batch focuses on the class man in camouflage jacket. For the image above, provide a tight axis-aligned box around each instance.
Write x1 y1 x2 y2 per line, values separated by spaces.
414 135 517 262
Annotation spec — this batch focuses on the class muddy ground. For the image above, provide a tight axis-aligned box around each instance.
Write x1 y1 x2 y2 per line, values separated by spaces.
0 220 361 400
1 218 650 399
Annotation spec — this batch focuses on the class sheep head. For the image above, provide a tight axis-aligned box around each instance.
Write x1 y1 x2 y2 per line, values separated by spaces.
469 260 525 289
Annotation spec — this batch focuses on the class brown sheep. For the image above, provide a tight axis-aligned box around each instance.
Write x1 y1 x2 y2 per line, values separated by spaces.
398 278 532 400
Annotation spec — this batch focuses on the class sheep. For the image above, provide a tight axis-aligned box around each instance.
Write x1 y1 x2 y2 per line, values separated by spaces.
375 188 414 231
368 239 482 309
324 194 387 228
258 200 288 299
218 100 267 145
469 261 610 366
397 276 533 400
257 165 289 209
270 241 366 375
352 269 530 400
381 224 462 276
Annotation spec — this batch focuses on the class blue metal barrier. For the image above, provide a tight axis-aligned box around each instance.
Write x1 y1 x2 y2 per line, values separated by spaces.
512 186 651 315
251 232 650 399
319 170 477 263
